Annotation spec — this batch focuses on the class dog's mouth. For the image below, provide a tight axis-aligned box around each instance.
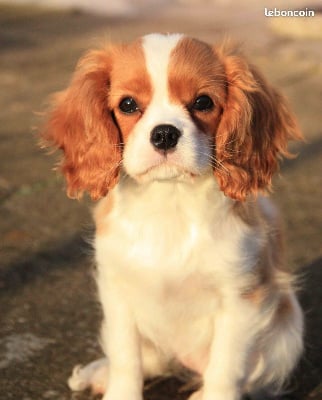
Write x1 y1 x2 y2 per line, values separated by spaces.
134 161 198 183
123 138 213 185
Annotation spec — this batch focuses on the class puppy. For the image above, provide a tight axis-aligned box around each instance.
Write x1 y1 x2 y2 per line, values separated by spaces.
42 33 304 400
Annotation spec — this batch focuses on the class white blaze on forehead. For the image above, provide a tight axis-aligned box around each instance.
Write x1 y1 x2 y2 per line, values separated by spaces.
142 33 184 101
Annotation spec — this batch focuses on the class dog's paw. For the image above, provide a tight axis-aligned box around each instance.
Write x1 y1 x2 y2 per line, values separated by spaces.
68 358 108 394
68 365 89 391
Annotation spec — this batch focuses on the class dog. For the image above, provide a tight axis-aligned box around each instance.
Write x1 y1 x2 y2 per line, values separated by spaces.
41 33 304 400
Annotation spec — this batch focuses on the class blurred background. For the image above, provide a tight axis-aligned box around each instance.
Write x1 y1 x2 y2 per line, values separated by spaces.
0 0 321 399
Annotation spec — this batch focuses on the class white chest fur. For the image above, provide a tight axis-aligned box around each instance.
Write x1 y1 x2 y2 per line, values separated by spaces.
94 175 261 358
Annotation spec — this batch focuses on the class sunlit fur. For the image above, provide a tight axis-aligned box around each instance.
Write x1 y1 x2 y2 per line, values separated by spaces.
42 33 304 400
214 44 302 200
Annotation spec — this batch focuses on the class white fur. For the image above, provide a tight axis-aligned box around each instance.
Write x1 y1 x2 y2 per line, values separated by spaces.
68 34 303 400
143 33 183 100
69 176 303 400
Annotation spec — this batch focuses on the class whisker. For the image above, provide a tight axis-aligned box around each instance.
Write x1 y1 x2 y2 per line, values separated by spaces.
111 143 125 149
190 148 231 176
213 160 230 175
103 159 123 185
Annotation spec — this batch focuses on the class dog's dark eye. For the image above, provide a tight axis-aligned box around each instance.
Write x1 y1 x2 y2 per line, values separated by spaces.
192 95 214 112
119 97 139 114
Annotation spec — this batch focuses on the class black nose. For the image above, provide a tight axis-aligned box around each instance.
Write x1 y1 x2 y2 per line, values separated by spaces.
150 124 181 151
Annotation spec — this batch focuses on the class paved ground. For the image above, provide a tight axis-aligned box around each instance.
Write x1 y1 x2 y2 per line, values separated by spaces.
0 1 321 399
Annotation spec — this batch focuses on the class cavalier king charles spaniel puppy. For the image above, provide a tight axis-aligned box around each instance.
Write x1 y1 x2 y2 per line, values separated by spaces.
42 33 304 400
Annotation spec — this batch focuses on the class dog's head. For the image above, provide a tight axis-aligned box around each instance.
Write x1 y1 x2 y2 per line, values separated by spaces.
42 33 302 201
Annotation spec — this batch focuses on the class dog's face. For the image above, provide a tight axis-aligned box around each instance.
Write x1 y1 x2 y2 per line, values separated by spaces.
42 34 301 200
112 34 225 184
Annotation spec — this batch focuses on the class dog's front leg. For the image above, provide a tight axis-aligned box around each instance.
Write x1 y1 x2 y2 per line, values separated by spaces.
202 297 258 400
99 279 143 400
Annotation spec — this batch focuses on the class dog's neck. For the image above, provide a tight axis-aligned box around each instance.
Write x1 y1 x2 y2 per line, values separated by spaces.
115 172 230 209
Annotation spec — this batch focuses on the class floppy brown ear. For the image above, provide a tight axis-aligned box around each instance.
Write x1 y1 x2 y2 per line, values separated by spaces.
215 47 303 201
41 49 121 200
